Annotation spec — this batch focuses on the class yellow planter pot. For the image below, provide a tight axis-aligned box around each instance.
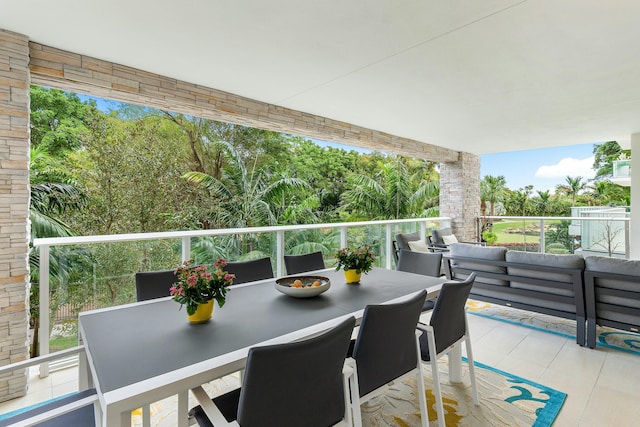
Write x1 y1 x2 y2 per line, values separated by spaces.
344 269 362 284
187 300 214 324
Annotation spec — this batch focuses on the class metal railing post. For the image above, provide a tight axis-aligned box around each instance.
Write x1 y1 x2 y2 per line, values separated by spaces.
340 226 347 249
276 230 285 277
539 219 545 253
39 244 50 378
181 237 191 262
385 224 392 269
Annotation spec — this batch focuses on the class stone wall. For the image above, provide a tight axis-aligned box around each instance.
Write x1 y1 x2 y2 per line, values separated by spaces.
28 42 459 164
440 152 481 241
0 29 30 401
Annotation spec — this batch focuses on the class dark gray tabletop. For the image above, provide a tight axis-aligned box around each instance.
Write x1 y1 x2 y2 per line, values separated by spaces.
79 267 443 394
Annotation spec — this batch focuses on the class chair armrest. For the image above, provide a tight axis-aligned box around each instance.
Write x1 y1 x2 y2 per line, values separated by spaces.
191 386 239 427
416 322 434 333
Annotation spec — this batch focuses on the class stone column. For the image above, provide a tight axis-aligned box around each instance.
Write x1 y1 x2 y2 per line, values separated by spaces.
0 29 30 401
439 152 481 242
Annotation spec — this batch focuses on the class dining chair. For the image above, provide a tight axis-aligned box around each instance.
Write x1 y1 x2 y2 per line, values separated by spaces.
396 249 443 311
393 232 422 263
349 289 429 427
189 316 360 427
135 269 176 301
0 388 98 426
283 251 325 275
418 272 479 427
225 257 274 285
430 227 484 252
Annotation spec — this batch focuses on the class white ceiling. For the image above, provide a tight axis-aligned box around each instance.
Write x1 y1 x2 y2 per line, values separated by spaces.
3 0 640 154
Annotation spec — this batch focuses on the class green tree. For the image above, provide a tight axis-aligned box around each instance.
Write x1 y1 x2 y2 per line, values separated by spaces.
557 176 586 206
593 141 630 179
29 146 86 357
183 140 310 252
339 157 439 220
534 190 552 216
29 86 95 156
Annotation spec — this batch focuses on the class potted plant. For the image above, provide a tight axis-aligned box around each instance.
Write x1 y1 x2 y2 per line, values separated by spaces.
170 258 234 323
334 245 376 283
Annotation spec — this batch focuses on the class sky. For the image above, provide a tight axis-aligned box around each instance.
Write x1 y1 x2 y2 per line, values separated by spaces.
318 139 599 192
79 94 600 192
480 143 597 192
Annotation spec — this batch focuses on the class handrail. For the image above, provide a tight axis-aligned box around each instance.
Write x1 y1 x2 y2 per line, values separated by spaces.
32 217 439 247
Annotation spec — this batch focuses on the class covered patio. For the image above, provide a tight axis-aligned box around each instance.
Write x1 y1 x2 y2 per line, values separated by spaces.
2 1 640 425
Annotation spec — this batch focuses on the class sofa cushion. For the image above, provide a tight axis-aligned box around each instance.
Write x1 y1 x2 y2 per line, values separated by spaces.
585 256 640 309
506 252 584 297
449 243 508 286
395 232 421 250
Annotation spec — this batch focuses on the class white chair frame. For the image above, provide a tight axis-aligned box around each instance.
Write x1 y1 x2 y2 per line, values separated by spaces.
350 330 429 427
418 312 479 427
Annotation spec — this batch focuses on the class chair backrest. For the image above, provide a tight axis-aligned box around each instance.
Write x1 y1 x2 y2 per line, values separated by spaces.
284 251 325 275
0 388 97 426
237 316 356 427
431 227 453 246
426 272 476 355
352 290 427 396
225 257 274 285
395 232 421 251
135 269 176 301
397 249 442 277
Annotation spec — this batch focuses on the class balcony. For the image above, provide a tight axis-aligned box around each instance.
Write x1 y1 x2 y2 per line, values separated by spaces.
1 215 638 425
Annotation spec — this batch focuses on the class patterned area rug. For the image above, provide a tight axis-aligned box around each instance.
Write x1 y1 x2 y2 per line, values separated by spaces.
466 300 640 355
128 358 565 427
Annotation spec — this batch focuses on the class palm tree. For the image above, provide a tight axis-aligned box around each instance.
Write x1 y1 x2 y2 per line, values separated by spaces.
183 140 310 253
480 175 506 233
557 176 586 206
535 190 551 216
481 175 507 217
339 157 439 220
29 147 86 357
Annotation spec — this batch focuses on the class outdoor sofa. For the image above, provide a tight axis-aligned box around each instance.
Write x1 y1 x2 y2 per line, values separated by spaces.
443 243 587 346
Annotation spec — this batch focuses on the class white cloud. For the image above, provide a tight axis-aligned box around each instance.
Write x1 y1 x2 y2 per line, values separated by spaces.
535 156 596 180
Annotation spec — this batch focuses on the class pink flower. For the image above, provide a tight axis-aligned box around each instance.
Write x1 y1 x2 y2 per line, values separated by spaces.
214 258 227 269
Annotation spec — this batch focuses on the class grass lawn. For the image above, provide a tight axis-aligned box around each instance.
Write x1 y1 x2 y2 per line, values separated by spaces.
49 335 78 352
489 219 561 245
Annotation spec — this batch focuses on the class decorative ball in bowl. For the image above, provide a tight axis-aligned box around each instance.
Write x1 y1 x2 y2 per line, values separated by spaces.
274 275 331 298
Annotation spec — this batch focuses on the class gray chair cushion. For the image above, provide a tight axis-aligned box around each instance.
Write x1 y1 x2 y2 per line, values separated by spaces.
449 243 508 286
506 252 584 297
395 232 421 251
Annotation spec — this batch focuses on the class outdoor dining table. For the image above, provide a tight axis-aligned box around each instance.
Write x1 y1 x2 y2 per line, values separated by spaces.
78 267 454 427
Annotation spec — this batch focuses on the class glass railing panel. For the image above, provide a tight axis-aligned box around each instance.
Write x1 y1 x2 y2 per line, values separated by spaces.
191 232 277 266
487 218 541 252
284 227 340 268
42 239 182 352
578 218 628 257
541 219 575 254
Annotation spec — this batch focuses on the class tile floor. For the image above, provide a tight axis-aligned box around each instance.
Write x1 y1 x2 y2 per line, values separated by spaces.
1 312 638 426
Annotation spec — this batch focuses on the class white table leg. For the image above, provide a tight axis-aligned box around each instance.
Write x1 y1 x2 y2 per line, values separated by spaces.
178 391 189 427
78 350 93 390
448 342 462 383
142 405 151 427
